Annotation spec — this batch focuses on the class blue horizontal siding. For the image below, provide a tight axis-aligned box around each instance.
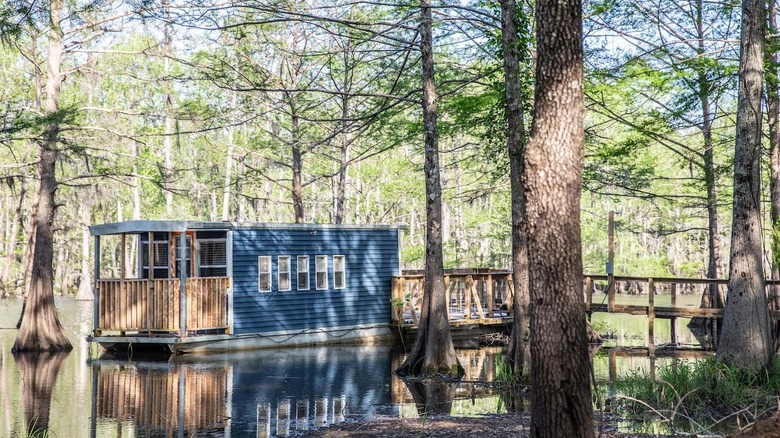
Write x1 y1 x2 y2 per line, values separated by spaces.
230 227 400 334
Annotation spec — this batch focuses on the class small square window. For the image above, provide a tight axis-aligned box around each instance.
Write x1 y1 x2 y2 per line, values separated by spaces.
316 255 328 290
258 256 271 292
278 256 291 291
297 256 309 290
333 255 346 289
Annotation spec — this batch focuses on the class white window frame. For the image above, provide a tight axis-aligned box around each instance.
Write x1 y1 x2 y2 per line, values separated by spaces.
278 255 291 291
297 255 310 291
315 255 328 290
333 255 346 289
258 256 272 292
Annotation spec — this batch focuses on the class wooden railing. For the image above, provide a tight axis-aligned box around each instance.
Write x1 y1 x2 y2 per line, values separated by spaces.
96 277 229 333
391 271 514 324
392 272 780 351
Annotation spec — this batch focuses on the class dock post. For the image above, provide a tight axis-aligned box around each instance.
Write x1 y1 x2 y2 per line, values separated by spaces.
179 231 187 337
647 278 655 354
607 211 616 312
670 283 677 345
486 274 494 317
585 276 593 319
93 235 101 336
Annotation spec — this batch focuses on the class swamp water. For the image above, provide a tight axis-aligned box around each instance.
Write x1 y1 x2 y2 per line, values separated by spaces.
0 294 707 437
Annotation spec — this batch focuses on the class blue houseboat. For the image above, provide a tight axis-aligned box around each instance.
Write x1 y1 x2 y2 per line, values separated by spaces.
87 220 404 354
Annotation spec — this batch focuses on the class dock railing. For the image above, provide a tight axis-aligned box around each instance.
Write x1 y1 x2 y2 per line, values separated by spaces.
392 272 780 351
95 277 230 334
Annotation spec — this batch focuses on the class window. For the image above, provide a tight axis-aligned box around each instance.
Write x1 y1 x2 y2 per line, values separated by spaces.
333 255 346 289
141 240 169 279
258 256 271 292
316 255 328 290
199 239 227 277
278 256 291 291
297 256 309 290
173 234 192 278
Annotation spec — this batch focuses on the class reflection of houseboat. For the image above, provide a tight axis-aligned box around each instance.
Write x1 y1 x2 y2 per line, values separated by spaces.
89 346 506 437
87 220 403 353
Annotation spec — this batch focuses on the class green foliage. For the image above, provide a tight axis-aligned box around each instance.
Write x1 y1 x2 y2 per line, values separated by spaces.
493 354 523 385
611 356 780 418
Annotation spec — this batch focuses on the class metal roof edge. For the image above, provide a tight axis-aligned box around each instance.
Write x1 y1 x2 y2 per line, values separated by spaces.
90 220 407 235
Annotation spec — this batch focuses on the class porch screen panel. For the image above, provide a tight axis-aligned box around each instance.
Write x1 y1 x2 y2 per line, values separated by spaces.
141 241 170 279
199 239 227 277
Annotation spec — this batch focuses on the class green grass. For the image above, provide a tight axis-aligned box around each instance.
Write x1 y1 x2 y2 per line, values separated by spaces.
609 356 780 418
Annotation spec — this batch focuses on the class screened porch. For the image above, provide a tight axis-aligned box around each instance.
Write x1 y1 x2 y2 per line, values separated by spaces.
90 221 232 337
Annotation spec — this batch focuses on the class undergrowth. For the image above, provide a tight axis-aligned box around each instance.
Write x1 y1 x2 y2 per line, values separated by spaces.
609 356 780 419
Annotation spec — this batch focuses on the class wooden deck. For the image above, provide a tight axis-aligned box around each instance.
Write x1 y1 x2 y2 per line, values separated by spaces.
391 272 780 350
95 277 229 335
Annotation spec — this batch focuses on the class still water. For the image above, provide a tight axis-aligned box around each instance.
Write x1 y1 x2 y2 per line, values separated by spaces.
0 294 705 437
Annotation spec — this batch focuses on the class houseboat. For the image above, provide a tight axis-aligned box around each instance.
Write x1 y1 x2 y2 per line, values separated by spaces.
87 220 404 354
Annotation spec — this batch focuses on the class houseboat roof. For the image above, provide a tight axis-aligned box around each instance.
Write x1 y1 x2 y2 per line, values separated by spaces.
89 219 407 236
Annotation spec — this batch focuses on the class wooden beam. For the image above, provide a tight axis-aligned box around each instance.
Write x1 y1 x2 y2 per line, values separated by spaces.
648 278 655 354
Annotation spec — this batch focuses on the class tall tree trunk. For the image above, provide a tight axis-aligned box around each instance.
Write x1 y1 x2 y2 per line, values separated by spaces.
13 0 72 352
766 0 780 326
163 5 174 216
395 0 462 378
500 0 530 376
291 107 305 223
525 0 593 435
0 178 25 290
76 197 93 301
221 94 237 221
717 0 772 371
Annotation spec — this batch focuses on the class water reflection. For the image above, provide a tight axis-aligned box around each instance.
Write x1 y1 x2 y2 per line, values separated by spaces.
0 297 724 437
89 346 509 437
14 351 70 437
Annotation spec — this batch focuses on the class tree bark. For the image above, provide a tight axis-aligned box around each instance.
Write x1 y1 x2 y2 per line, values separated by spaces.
13 0 72 352
395 0 462 378
717 0 772 370
766 0 780 328
500 0 530 376
524 0 593 435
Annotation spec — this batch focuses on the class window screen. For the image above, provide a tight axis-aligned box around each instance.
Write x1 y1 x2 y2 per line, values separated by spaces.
297 256 309 290
334 255 346 289
278 256 291 291
141 241 169 279
258 256 271 292
316 255 328 290
199 239 227 277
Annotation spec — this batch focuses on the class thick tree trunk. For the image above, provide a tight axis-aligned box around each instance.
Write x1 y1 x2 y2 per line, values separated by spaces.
13 0 72 352
395 0 462 378
500 0 530 376
716 0 772 371
13 352 69 437
766 1 780 326
524 0 593 435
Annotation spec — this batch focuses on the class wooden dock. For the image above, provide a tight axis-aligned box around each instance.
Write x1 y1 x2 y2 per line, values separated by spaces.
391 271 780 351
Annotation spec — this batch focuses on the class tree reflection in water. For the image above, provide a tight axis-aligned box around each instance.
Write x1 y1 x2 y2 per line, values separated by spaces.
13 351 70 437
404 379 458 416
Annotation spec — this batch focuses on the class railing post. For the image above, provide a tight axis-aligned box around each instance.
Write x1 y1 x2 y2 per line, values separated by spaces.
92 235 101 336
648 278 655 354
179 231 187 337
486 274 494 317
670 283 677 345
585 276 593 316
